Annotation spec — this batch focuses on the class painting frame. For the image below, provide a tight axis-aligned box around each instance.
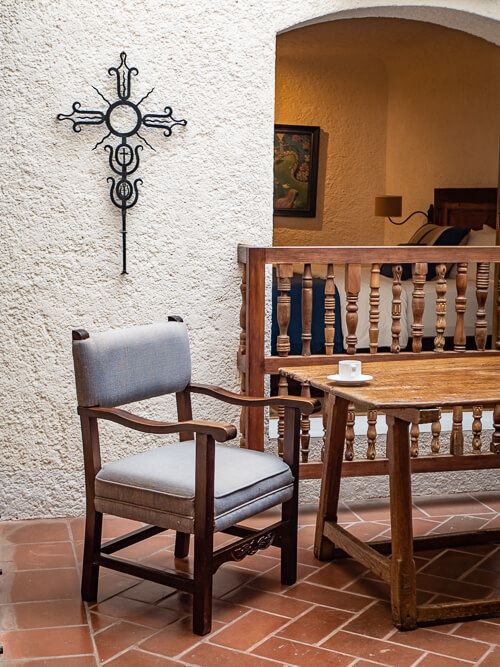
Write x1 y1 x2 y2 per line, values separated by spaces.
273 124 320 218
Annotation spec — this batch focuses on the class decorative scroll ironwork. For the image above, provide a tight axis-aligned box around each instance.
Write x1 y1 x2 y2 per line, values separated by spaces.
230 532 274 560
57 52 186 274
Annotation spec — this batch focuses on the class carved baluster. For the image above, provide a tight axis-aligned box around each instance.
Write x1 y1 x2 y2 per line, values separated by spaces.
300 381 311 463
369 263 380 353
345 264 361 354
434 263 447 352
410 421 420 457
450 406 464 455
277 374 288 458
431 408 441 454
324 263 335 355
411 263 427 353
345 403 355 460
491 404 500 454
472 406 483 452
239 263 247 447
475 262 490 351
301 263 313 356
391 264 403 353
366 409 377 460
454 263 468 351
277 263 293 357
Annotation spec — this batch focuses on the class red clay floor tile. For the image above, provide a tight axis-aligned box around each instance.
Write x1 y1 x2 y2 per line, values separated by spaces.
1 495 498 666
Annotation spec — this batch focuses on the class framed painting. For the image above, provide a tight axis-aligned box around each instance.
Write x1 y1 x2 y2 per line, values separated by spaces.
273 124 320 217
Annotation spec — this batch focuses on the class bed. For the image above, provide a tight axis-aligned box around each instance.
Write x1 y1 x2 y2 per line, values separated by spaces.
271 187 497 353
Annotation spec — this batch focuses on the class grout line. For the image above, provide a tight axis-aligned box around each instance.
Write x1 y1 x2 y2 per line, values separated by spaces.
475 644 499 666
333 629 478 665
244 603 320 653
457 544 499 583
411 652 431 667
173 608 255 660
315 598 378 646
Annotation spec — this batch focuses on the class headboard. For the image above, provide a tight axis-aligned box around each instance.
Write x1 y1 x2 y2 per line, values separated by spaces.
433 187 497 230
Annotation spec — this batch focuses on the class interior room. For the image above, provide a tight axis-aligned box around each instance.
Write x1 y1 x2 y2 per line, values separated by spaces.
1 3 499 665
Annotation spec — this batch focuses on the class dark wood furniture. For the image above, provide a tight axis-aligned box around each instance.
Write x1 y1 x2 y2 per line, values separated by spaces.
237 184 499 481
73 326 317 636
280 357 500 629
434 187 497 229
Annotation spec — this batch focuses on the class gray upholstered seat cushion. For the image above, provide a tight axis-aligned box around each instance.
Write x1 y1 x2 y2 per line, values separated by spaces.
95 442 293 533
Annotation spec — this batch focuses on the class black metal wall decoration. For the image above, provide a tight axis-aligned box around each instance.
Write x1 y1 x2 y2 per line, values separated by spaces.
57 52 186 274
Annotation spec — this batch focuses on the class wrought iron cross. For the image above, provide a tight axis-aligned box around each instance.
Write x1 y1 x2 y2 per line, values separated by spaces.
57 52 186 274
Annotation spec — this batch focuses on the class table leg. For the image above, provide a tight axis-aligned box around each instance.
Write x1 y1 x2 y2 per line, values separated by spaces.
314 395 349 560
387 414 417 630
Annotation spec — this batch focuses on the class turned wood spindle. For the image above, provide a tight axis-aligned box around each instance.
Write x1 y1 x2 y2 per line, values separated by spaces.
277 263 293 357
277 373 288 458
450 406 464 455
366 409 377 460
345 263 361 355
345 402 355 461
475 262 490 351
301 263 313 356
300 380 311 463
324 263 335 355
410 421 420 457
491 404 500 454
238 263 247 447
411 263 427 353
454 263 468 351
434 263 447 352
369 263 380 354
431 408 441 454
391 264 403 353
471 406 483 452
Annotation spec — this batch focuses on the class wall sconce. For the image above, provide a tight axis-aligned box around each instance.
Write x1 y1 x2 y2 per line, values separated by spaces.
374 195 433 225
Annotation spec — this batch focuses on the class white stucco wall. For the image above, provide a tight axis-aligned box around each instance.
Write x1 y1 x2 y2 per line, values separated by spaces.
1 0 499 519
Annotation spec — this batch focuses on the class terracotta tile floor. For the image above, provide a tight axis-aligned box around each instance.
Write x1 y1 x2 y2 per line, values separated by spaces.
1 492 498 666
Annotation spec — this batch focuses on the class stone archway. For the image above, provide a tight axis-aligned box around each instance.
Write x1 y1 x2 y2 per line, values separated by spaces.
279 4 499 45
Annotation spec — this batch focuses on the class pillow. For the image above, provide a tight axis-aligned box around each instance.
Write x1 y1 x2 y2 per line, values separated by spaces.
448 225 497 279
467 225 496 246
380 224 470 281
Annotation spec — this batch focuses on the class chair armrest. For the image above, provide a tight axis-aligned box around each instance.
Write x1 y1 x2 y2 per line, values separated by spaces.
77 406 237 442
188 383 319 415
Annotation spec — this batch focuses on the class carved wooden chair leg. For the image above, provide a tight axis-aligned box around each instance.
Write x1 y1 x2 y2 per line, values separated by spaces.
281 495 298 585
193 534 214 635
280 406 300 585
174 532 190 559
81 509 102 601
192 433 215 635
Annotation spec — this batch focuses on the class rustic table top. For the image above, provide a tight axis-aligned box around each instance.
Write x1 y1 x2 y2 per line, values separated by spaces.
280 356 500 411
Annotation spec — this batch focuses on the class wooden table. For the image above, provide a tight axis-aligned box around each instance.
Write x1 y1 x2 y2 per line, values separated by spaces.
280 357 500 630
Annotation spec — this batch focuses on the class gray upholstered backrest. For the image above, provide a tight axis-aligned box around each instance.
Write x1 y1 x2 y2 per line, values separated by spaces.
72 320 191 407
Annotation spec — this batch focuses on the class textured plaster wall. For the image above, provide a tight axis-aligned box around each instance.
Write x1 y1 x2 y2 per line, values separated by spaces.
274 18 500 246
1 0 499 519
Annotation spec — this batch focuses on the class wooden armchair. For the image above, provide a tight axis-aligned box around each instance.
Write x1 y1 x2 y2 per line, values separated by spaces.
72 317 317 635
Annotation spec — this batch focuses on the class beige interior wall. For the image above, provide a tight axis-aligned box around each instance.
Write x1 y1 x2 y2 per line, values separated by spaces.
273 19 500 247
273 23 388 246
384 22 500 244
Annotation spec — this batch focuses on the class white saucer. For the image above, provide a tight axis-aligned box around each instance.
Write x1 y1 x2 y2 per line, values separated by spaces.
326 373 373 386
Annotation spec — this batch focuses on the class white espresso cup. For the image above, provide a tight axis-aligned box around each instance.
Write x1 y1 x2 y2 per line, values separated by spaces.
338 360 362 380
